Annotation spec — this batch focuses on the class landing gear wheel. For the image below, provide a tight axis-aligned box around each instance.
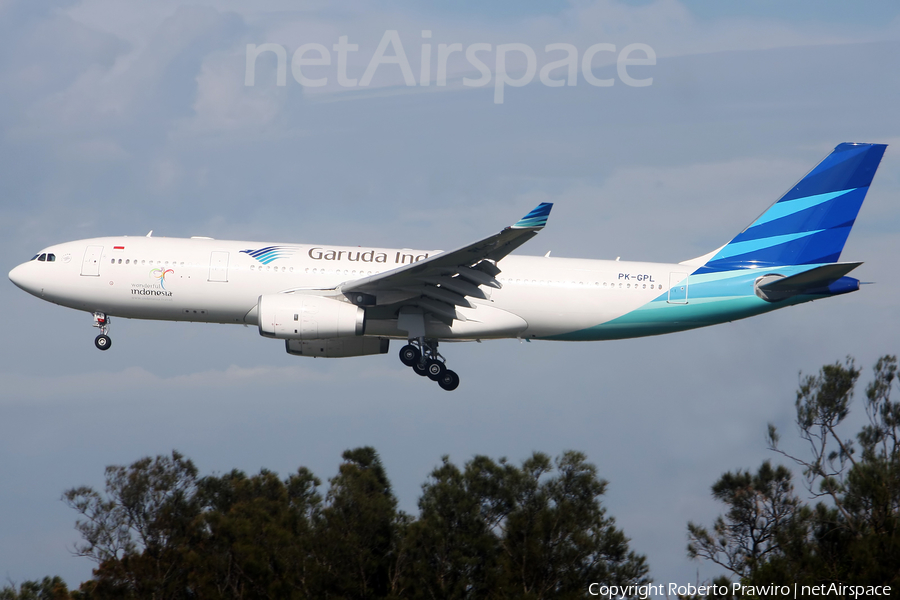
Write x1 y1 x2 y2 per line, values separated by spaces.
92 312 111 350
438 370 460 391
412 361 430 377
399 344 420 367
426 358 446 381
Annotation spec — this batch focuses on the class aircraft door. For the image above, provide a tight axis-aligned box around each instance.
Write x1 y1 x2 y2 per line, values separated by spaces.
667 272 688 304
208 251 229 282
80 245 103 276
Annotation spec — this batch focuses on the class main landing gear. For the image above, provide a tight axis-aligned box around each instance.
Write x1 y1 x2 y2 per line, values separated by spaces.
92 312 112 351
399 339 460 391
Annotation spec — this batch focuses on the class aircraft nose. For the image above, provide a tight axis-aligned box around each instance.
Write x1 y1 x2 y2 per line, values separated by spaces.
8 262 40 296
9 263 24 288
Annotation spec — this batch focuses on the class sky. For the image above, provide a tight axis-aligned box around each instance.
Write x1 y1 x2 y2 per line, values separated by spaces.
1 0 899 593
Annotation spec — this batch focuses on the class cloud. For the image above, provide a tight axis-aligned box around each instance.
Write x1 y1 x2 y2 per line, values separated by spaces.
0 2 127 120
187 49 288 134
0 361 413 406
13 6 242 147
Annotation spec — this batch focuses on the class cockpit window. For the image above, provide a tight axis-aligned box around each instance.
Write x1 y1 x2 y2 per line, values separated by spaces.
31 254 39 261
47 254 56 262
37 253 46 262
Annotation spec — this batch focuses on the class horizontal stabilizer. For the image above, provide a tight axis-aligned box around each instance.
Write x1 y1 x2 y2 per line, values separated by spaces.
758 261 862 293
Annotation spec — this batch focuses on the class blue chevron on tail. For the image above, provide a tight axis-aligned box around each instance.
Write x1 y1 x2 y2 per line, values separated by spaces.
698 143 887 274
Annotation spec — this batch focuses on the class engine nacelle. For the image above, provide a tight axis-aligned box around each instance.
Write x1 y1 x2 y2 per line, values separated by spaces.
258 294 365 340
286 337 389 358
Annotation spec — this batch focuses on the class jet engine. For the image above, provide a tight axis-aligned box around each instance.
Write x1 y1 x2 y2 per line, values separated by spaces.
258 294 365 339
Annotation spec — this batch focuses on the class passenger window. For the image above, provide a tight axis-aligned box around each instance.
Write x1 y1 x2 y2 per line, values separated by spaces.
125 259 130 265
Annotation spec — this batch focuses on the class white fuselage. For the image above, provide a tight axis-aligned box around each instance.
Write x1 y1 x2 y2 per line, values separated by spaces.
9 236 691 342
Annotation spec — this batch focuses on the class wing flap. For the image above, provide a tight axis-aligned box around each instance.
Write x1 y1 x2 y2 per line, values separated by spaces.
415 297 468 321
401 285 475 309
456 266 501 289
421 276 489 299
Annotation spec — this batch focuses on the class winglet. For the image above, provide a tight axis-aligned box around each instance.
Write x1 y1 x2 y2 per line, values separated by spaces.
512 202 553 229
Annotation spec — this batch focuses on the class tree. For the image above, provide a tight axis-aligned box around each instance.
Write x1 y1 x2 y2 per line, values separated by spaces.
402 451 649 599
0 577 72 600
315 446 403 599
686 461 804 580
769 357 861 523
59 447 646 599
769 355 900 583
403 456 503 598
499 451 648 598
187 466 324 598
62 450 201 599
689 355 900 587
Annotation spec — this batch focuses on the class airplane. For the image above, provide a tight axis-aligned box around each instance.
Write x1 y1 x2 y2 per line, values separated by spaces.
8 142 887 391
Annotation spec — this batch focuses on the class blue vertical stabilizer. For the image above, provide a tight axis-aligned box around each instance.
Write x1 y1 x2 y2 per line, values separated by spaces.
698 143 887 273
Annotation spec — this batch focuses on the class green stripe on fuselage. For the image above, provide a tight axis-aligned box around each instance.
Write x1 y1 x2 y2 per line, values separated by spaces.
542 266 830 341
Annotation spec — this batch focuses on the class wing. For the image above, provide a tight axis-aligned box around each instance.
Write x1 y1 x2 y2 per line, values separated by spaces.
340 203 553 322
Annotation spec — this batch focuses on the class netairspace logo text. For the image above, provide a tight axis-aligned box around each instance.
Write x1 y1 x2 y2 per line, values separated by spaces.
245 30 656 104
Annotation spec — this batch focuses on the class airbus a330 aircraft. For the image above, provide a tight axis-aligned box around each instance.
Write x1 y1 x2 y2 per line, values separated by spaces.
8 143 887 390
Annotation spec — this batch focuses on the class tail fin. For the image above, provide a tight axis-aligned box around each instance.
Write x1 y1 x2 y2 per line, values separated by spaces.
697 143 887 273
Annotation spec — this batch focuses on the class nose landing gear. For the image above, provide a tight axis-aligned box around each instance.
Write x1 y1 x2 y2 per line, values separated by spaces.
399 339 459 391
92 312 112 351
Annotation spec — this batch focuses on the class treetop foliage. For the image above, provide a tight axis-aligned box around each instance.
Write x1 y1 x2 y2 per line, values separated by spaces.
689 355 900 592
37 447 648 599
